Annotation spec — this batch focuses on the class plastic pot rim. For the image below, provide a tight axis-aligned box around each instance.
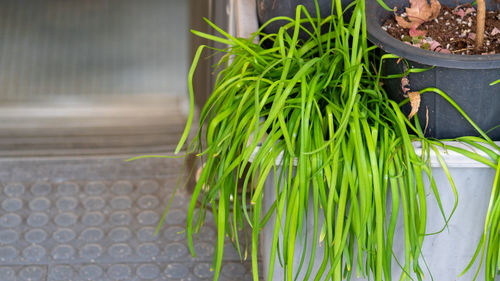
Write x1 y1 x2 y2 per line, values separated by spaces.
249 141 500 168
365 2 500 70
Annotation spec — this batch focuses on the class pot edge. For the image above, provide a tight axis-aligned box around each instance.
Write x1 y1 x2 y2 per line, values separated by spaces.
365 2 500 70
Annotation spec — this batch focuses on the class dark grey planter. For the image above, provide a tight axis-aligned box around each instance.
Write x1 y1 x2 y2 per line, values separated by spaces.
366 0 500 140
256 0 353 40
257 0 332 33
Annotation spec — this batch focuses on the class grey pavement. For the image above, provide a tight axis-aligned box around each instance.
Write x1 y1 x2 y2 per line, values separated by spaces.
0 156 257 281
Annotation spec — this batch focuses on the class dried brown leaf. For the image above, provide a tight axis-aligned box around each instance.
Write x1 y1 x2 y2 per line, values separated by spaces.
409 27 427 36
401 77 411 95
430 0 441 18
424 106 429 134
429 40 441 51
408 91 421 119
437 48 451 54
396 0 441 29
407 0 441 24
395 14 414 29
453 8 466 18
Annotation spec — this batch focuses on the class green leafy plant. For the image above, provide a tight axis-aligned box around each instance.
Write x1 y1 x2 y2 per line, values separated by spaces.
168 0 500 280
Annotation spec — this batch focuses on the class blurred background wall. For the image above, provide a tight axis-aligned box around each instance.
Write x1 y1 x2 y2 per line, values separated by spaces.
0 0 189 100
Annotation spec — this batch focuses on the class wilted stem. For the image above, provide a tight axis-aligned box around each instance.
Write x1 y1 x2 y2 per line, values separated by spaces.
475 0 485 48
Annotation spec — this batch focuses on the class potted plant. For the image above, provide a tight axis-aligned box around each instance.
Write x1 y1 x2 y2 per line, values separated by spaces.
170 0 500 280
365 2 500 279
365 0 500 140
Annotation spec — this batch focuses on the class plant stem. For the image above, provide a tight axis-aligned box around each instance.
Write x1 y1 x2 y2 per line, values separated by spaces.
475 0 485 48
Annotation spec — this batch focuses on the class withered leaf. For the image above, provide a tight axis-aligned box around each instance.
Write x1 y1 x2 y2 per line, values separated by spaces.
395 14 415 29
401 77 410 95
395 0 441 30
409 27 427 36
408 91 421 119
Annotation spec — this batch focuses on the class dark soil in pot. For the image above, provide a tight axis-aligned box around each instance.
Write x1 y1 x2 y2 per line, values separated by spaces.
366 0 500 140
383 4 500 55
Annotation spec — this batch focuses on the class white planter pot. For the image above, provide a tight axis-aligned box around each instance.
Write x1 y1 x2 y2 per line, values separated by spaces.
260 142 499 281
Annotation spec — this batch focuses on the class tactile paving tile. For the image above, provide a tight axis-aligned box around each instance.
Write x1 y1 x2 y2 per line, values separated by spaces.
0 265 48 281
43 261 255 281
0 158 259 281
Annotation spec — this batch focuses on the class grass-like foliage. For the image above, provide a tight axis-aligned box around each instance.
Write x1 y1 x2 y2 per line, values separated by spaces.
174 0 500 280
